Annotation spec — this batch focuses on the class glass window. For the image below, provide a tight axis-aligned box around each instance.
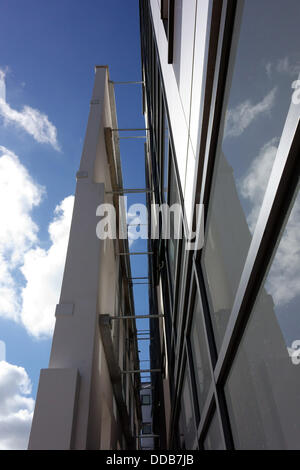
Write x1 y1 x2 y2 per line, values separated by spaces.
174 232 186 330
203 412 224 450
167 154 181 288
202 0 300 350
161 0 169 36
177 368 197 449
161 109 169 203
141 394 151 405
173 0 183 85
142 423 152 435
190 295 211 412
154 65 159 147
225 187 300 449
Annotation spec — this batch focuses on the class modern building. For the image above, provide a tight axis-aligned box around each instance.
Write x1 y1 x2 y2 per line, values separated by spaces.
28 66 143 450
139 383 155 449
29 0 300 451
140 0 300 450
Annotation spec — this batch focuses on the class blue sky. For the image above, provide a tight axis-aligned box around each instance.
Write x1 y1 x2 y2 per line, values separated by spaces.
0 0 148 449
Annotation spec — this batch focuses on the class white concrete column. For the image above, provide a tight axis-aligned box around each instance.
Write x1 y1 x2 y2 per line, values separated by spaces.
29 67 110 450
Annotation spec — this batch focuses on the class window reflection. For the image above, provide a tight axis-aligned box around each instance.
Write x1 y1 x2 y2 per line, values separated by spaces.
141 394 151 405
202 0 300 350
142 423 152 435
178 369 197 449
167 154 180 288
203 412 224 450
190 296 211 412
226 187 300 449
162 110 169 203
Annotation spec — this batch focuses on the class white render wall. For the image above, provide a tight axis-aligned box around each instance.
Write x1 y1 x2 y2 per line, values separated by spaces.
150 0 211 231
28 67 131 450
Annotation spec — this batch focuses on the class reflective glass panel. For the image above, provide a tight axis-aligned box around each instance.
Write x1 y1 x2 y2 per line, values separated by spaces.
203 412 224 450
202 0 300 350
178 369 197 449
190 296 211 412
226 188 300 449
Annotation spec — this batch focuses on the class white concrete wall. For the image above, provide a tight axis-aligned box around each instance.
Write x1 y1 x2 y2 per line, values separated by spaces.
28 369 79 450
29 67 137 450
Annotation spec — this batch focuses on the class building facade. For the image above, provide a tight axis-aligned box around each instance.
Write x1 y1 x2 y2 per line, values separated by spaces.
141 0 300 450
140 383 155 449
28 0 300 451
29 66 142 450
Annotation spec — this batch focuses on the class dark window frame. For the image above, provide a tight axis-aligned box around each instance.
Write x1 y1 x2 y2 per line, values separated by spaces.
160 0 175 63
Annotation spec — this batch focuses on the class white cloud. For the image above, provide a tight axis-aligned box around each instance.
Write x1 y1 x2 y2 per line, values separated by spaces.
0 146 74 337
0 341 6 362
0 146 45 321
0 256 19 322
224 87 277 139
266 195 300 307
239 137 279 232
240 138 300 307
265 62 272 79
0 68 60 151
0 361 34 450
265 57 300 79
20 195 74 338
0 146 44 264
0 69 6 101
276 57 300 77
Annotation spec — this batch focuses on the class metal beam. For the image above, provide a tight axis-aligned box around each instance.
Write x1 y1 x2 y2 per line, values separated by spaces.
128 277 149 280
110 314 164 320
118 136 147 139
112 128 149 131
127 223 148 227
110 81 144 85
117 251 153 256
121 369 161 374
129 281 152 286
105 188 153 194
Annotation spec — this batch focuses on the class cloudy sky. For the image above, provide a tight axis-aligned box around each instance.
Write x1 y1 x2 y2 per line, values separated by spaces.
0 0 145 449
1 0 299 451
